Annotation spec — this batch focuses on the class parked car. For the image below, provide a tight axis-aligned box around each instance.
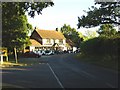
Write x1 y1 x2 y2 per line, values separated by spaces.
67 50 73 53
76 48 81 53
54 50 64 54
22 51 41 58
34 50 45 55
44 50 54 55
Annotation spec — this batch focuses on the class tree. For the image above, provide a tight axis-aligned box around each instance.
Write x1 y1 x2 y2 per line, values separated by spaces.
2 15 31 51
85 30 99 39
2 2 54 63
98 24 117 36
60 24 81 47
77 1 120 28
2 2 54 18
2 2 54 51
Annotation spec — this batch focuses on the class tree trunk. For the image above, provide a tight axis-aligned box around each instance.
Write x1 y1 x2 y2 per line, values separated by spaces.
14 47 18 63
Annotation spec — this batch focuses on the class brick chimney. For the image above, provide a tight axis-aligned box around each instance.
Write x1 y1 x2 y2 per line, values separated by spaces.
56 28 58 31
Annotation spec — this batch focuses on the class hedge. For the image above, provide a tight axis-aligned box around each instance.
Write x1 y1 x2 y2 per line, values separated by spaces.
80 35 119 57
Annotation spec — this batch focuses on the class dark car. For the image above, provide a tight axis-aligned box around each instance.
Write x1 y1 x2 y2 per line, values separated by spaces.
22 51 41 58
44 50 54 55
54 50 63 54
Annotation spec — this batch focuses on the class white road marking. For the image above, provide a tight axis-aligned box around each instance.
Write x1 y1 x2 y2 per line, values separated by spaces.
47 63 65 89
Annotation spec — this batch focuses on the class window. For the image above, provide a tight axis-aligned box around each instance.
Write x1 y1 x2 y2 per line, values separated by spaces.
53 39 55 44
44 39 52 45
59 39 63 45
46 39 51 44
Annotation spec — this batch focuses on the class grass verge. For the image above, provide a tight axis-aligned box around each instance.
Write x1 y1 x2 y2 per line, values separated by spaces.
76 53 119 71
0 62 27 67
0 57 41 68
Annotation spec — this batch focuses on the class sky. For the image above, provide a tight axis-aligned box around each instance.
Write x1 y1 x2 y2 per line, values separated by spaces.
27 0 99 34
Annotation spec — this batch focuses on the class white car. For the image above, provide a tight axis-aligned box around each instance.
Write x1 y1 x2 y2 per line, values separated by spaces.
34 50 45 55
37 50 45 55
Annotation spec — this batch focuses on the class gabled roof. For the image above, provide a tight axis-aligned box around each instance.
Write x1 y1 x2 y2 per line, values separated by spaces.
30 39 42 47
35 29 65 39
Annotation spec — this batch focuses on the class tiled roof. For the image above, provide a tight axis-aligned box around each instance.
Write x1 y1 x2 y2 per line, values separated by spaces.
36 29 65 39
30 39 42 47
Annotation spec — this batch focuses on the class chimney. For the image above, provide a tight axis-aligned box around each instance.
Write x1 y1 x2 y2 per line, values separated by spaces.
34 27 37 30
34 27 39 31
56 28 58 31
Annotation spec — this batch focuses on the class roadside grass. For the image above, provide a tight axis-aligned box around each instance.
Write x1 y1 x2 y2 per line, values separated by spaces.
1 55 41 67
75 53 119 71
0 61 26 67
18 58 42 65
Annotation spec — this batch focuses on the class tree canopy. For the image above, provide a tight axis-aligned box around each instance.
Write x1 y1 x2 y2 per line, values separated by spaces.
60 24 81 47
2 2 54 17
98 24 117 36
2 2 54 51
77 1 120 28
2 14 31 50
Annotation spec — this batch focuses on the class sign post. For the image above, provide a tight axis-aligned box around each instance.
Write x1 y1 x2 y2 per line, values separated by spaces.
0 47 8 64
0 55 3 64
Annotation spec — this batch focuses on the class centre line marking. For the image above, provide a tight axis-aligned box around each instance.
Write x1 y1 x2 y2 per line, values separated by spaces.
47 63 65 89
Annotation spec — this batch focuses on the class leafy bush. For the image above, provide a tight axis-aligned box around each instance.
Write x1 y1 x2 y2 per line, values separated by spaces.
80 35 119 57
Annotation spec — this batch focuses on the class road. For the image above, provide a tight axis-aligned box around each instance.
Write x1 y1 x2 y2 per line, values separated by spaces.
1 54 118 89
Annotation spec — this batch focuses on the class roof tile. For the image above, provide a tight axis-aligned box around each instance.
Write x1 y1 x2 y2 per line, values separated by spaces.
30 39 42 47
36 29 65 39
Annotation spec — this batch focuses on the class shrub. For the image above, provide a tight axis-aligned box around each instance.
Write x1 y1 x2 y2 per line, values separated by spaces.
80 35 119 58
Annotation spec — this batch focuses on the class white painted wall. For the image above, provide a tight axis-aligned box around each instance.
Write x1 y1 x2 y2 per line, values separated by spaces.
37 38 67 51
30 46 35 51
63 39 66 45
63 46 67 51
55 39 59 44
73 47 77 52
42 39 47 45
51 39 54 45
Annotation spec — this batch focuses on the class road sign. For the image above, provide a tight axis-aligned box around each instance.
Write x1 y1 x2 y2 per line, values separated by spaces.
0 47 8 64
0 47 8 56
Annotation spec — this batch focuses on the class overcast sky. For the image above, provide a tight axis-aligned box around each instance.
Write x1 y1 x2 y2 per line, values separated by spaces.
27 0 98 33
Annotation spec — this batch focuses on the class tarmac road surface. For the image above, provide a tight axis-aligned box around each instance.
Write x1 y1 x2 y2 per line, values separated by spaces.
1 54 118 89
